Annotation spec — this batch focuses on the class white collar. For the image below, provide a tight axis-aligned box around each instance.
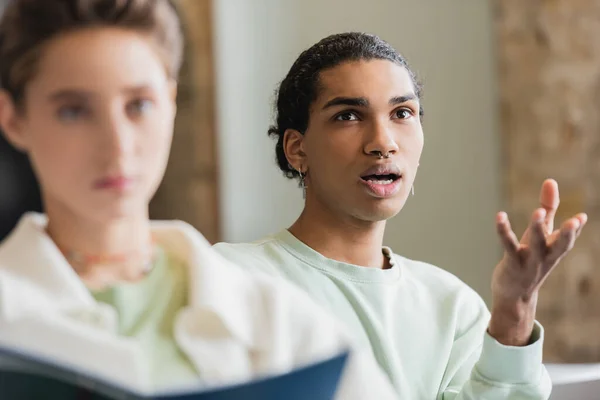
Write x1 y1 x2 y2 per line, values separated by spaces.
0 213 264 350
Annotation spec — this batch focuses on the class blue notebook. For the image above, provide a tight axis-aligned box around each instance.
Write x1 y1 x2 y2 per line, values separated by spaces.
0 345 349 400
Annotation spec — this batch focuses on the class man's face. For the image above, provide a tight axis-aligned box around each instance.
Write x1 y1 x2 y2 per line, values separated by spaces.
291 59 424 223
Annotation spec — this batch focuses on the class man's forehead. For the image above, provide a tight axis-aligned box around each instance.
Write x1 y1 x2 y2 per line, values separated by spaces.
316 60 415 102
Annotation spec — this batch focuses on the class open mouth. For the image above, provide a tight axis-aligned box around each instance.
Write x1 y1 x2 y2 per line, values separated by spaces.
360 173 401 185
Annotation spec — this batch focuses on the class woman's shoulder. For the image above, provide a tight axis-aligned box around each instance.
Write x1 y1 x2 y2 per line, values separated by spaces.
164 230 352 364
151 224 344 335
0 213 47 273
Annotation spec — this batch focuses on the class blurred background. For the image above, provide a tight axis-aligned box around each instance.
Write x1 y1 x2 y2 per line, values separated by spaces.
0 0 597 363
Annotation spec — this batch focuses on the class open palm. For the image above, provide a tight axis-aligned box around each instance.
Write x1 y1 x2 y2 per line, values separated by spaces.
492 179 586 303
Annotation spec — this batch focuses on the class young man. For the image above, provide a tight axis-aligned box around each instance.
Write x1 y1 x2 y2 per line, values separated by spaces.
214 32 587 399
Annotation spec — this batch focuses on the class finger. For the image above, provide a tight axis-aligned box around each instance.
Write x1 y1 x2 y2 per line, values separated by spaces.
545 218 580 268
548 213 588 246
574 213 588 238
547 229 561 246
520 225 532 245
529 208 548 260
496 212 520 257
539 179 560 234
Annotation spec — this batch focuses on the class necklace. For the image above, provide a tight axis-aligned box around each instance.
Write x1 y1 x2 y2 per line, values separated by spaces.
56 238 158 276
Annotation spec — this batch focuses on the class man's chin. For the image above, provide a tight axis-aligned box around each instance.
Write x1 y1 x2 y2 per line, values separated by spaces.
354 201 404 223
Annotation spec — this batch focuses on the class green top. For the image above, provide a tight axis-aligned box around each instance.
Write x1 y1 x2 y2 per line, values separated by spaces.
91 247 199 389
214 230 551 400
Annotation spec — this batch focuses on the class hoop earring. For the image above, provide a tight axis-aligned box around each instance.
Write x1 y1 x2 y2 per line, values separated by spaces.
412 163 419 196
298 168 307 199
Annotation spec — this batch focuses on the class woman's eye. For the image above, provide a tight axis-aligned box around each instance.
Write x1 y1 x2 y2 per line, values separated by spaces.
57 105 88 121
127 99 154 116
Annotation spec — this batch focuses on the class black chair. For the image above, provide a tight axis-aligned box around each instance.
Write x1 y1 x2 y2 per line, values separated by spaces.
0 131 43 242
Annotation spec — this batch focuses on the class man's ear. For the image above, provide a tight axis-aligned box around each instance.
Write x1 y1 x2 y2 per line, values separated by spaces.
0 91 29 152
283 129 307 172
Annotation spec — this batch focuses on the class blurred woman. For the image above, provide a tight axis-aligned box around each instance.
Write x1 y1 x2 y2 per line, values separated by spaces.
0 1 395 398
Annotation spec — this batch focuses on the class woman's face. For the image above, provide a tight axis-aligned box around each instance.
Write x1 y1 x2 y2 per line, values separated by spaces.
0 27 177 223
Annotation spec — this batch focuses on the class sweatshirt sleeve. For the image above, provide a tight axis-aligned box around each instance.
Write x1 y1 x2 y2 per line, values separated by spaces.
438 289 551 400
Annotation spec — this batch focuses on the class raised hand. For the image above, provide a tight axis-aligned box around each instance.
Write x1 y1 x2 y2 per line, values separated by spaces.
488 179 587 346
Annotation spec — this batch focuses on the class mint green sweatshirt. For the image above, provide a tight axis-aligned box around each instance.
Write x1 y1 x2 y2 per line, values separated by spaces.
214 230 552 399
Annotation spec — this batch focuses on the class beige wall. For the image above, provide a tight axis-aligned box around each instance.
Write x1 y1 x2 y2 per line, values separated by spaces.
213 0 501 303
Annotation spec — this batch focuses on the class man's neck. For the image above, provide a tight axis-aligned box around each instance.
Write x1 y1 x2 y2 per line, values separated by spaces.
288 200 389 269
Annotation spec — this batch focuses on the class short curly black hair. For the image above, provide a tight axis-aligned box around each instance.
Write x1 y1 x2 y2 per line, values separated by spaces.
268 32 423 180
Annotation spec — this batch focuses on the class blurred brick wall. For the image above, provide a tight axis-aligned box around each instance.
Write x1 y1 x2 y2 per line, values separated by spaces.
150 0 220 243
495 0 600 362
